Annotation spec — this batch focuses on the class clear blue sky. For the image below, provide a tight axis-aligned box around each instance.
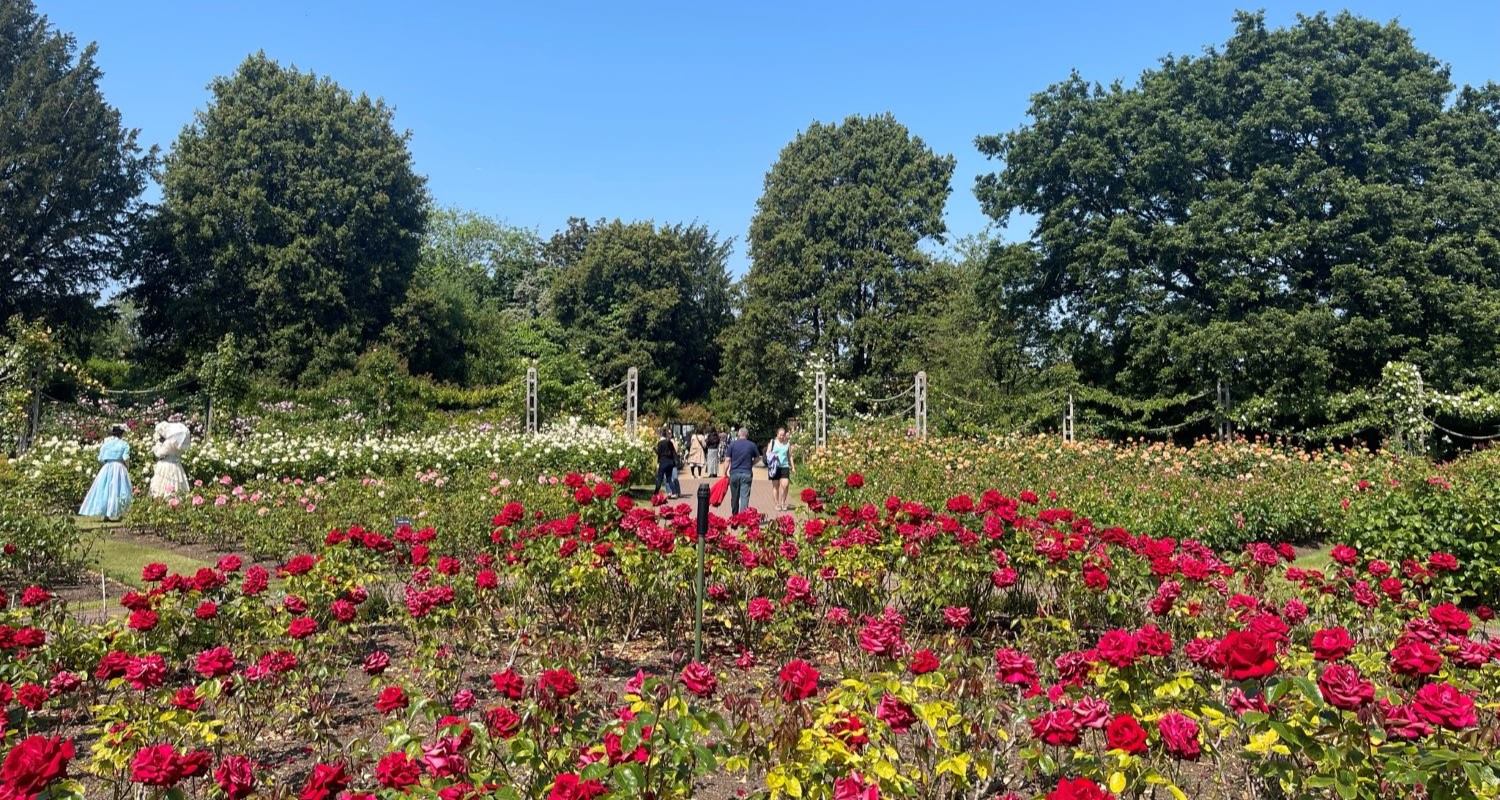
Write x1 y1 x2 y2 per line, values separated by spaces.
41 1 1500 274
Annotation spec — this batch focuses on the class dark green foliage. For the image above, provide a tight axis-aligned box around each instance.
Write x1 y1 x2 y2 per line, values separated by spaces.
0 0 153 335
132 52 427 382
549 219 732 402
719 114 955 431
975 12 1500 429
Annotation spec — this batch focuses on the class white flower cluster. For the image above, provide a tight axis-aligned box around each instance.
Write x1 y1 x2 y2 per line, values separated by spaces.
18 421 650 485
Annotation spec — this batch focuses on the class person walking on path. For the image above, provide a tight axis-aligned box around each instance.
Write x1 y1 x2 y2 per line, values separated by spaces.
79 424 133 521
687 429 707 478
704 428 721 478
654 427 682 498
764 427 794 512
721 427 760 515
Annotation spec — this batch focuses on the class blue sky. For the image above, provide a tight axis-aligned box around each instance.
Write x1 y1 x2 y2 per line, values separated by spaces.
41 1 1500 274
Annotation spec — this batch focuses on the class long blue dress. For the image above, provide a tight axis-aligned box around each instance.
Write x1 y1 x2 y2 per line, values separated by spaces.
79 437 133 519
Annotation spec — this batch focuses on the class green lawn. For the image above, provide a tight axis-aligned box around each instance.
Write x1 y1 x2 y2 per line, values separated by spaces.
87 535 216 589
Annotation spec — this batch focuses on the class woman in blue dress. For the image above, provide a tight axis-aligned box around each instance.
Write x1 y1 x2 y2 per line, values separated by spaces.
79 425 133 521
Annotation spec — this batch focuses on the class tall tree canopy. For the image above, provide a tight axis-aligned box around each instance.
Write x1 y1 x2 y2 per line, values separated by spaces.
0 0 152 331
387 207 545 384
718 113 954 432
975 11 1500 426
549 219 731 402
132 52 427 380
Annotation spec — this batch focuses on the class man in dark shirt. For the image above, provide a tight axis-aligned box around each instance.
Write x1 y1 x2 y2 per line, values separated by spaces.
654 427 680 498
721 427 760 515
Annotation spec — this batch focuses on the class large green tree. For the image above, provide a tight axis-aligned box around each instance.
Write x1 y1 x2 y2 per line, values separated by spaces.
0 0 152 331
549 219 732 402
387 207 544 384
132 52 427 380
718 113 954 431
975 12 1500 427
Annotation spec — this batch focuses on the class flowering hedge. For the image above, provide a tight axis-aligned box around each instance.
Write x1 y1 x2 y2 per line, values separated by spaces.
15 422 651 511
3 465 1499 798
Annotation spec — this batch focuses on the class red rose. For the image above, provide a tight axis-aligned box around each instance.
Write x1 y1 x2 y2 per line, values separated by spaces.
287 617 318 639
1382 703 1434 740
375 685 408 714
1413 682 1477 730
1310 627 1355 661
1047 776 1114 800
679 662 717 698
611 468 632 485
375 751 421 790
490 668 524 699
539 668 578 699
130 744 182 787
141 562 168 582
1330 544 1358 565
0 735 75 796
299 762 350 800
942 606 971 629
363 651 391 675
907 649 940 675
1390 639 1443 677
1157 711 1201 760
176 750 212 780
194 601 218 620
1429 603 1472 635
1029 708 1082 746
1317 664 1374 711
19 586 50 607
194 646 236 678
1094 629 1139 668
747 597 775 622
777 659 820 702
485 705 522 739
1219 630 1278 680
127 609 159 631
844 473 864 489
1105 715 1148 754
875 693 917 732
214 755 255 800
547 773 608 800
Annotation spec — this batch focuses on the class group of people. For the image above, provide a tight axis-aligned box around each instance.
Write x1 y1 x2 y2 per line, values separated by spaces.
654 425 795 514
78 421 194 521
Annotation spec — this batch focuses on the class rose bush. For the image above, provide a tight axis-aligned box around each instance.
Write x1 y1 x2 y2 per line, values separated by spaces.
2 462 1499 798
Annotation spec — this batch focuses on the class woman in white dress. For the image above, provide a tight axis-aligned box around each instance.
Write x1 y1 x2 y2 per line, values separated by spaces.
149 421 192 498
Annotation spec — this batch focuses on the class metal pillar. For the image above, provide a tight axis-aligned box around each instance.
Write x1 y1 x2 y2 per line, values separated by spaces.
626 367 639 438
914 372 928 438
814 371 827 447
1216 379 1231 442
525 366 538 434
694 483 708 662
1063 392 1075 443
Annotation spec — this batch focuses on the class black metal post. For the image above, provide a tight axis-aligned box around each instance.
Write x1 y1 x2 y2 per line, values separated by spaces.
694 483 709 662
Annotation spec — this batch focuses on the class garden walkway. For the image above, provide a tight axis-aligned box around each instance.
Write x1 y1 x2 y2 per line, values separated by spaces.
678 466 797 522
